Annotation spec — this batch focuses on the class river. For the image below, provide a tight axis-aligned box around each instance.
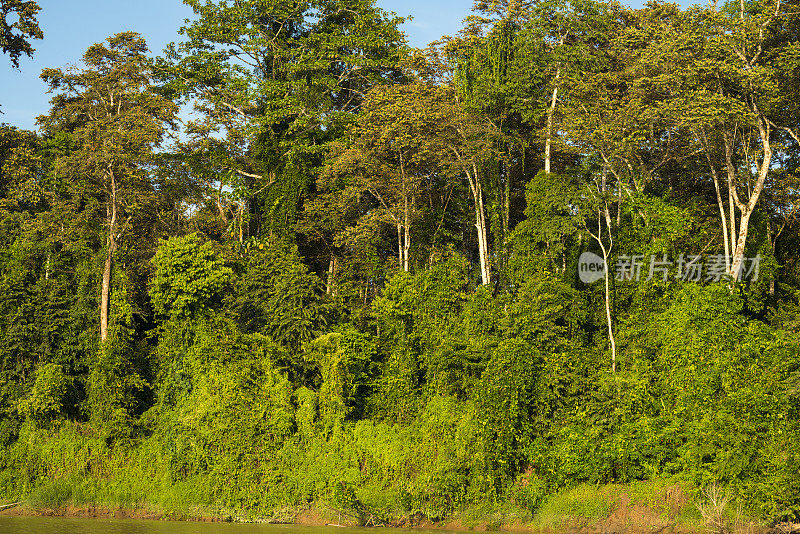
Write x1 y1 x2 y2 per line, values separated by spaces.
0 519 433 534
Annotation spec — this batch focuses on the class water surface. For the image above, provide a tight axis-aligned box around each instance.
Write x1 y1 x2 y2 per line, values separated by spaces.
0 518 432 534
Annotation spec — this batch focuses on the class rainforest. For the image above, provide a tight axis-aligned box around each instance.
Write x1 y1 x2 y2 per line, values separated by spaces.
0 0 799 530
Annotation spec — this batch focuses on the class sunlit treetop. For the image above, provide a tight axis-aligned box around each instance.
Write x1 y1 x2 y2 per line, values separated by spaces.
0 0 42 69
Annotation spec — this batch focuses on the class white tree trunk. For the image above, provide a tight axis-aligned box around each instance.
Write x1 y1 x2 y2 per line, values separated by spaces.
725 115 772 281
706 154 731 273
326 256 338 295
100 170 117 343
396 223 404 271
545 68 560 175
599 238 615 373
730 210 752 279
403 193 410 272
473 172 491 285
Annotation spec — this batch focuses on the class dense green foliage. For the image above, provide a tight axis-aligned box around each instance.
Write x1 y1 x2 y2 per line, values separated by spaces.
0 0 42 69
0 0 799 526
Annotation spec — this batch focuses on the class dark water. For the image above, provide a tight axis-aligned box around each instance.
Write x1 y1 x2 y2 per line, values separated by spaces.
0 519 427 534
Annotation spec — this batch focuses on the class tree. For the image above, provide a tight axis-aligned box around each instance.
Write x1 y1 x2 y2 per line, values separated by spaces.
559 3 694 222
0 0 42 69
325 84 445 273
150 233 233 320
160 0 408 239
434 87 500 286
694 0 800 280
233 239 327 354
38 32 177 343
563 0 800 283
525 0 619 175
320 83 499 285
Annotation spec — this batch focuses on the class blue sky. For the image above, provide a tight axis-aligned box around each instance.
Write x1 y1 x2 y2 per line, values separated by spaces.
1 0 680 131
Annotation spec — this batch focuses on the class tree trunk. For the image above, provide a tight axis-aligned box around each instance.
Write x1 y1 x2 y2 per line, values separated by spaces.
503 159 510 238
705 147 731 272
326 256 338 295
403 194 411 272
100 171 118 343
451 147 491 285
100 247 113 343
396 223 403 271
545 34 564 175
600 238 615 373
730 209 752 280
587 209 615 373
767 220 775 296
724 133 738 261
237 201 246 243
545 68 560 175
399 152 411 272
473 173 491 285
726 115 772 281
598 165 615 371
216 182 229 227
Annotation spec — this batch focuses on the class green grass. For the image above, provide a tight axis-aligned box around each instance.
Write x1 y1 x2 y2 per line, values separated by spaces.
457 500 533 529
25 477 76 508
531 483 617 529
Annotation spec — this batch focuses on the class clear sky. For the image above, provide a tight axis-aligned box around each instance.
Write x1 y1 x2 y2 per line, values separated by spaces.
0 0 681 132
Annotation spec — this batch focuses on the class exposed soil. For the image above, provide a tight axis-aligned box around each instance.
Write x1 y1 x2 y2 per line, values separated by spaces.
0 492 786 534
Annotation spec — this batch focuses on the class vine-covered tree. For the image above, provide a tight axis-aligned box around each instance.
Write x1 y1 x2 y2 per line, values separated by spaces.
160 0 408 239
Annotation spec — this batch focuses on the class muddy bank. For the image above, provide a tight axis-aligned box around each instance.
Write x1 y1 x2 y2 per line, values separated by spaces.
0 497 788 534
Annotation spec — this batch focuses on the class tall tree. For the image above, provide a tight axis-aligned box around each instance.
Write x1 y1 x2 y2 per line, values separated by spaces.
438 90 500 286
325 84 446 273
447 17 528 283
160 0 408 239
697 0 800 280
38 32 177 343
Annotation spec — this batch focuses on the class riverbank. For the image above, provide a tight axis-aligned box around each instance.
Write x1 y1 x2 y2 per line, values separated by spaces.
0 481 779 534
